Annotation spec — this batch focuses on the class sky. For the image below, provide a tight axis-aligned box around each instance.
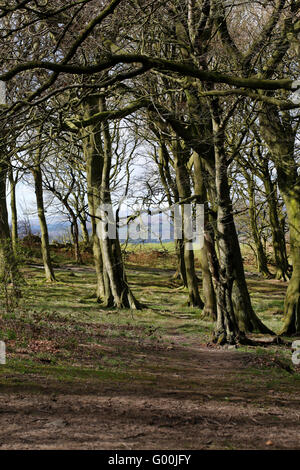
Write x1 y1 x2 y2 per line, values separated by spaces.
8 182 69 240
9 181 204 245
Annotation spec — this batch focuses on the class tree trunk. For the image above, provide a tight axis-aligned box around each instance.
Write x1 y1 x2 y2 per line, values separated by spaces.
199 239 217 319
259 106 299 334
205 223 242 344
263 175 289 280
99 96 141 309
73 220 81 264
70 217 82 264
82 95 140 309
156 139 187 285
8 164 18 254
0 160 20 295
281 196 300 334
83 97 112 305
193 151 217 319
210 109 273 337
245 171 272 278
173 143 203 308
32 166 56 282
173 237 187 285
79 217 89 244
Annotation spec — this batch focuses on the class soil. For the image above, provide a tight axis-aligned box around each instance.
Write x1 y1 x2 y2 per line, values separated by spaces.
0 337 299 450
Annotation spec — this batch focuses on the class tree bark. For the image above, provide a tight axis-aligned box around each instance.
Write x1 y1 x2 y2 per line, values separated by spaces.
0 159 20 295
8 164 18 254
193 151 216 319
173 237 187 285
99 96 141 309
156 139 187 285
205 223 242 344
70 216 82 264
173 141 204 308
83 96 112 304
83 95 140 308
263 174 289 280
281 196 300 334
244 170 272 278
32 164 56 282
79 217 89 244
259 106 300 334
210 107 273 337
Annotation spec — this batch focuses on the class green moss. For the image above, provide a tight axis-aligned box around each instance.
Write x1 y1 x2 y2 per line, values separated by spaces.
0 357 154 385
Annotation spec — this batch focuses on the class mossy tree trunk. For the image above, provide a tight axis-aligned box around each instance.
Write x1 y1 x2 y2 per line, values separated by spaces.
83 95 140 309
172 140 204 308
31 127 56 282
173 238 187 285
0 158 20 295
209 105 273 339
60 199 82 264
79 217 89 244
243 170 272 278
281 196 300 334
205 223 242 344
8 163 18 254
259 106 300 334
32 163 56 282
99 96 141 309
210 119 246 343
82 96 112 305
193 151 216 319
155 138 187 285
70 218 82 264
262 171 289 280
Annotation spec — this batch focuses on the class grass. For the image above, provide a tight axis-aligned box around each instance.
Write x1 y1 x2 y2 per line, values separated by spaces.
0 243 294 339
0 357 152 385
0 243 299 404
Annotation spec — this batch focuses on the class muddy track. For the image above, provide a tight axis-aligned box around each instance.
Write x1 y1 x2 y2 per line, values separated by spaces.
0 342 299 450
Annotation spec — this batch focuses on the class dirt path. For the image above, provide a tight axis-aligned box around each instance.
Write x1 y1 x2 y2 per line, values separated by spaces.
0 341 299 450
0 263 298 450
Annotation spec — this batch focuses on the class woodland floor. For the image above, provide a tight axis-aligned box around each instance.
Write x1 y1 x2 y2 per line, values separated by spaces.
0 246 299 450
